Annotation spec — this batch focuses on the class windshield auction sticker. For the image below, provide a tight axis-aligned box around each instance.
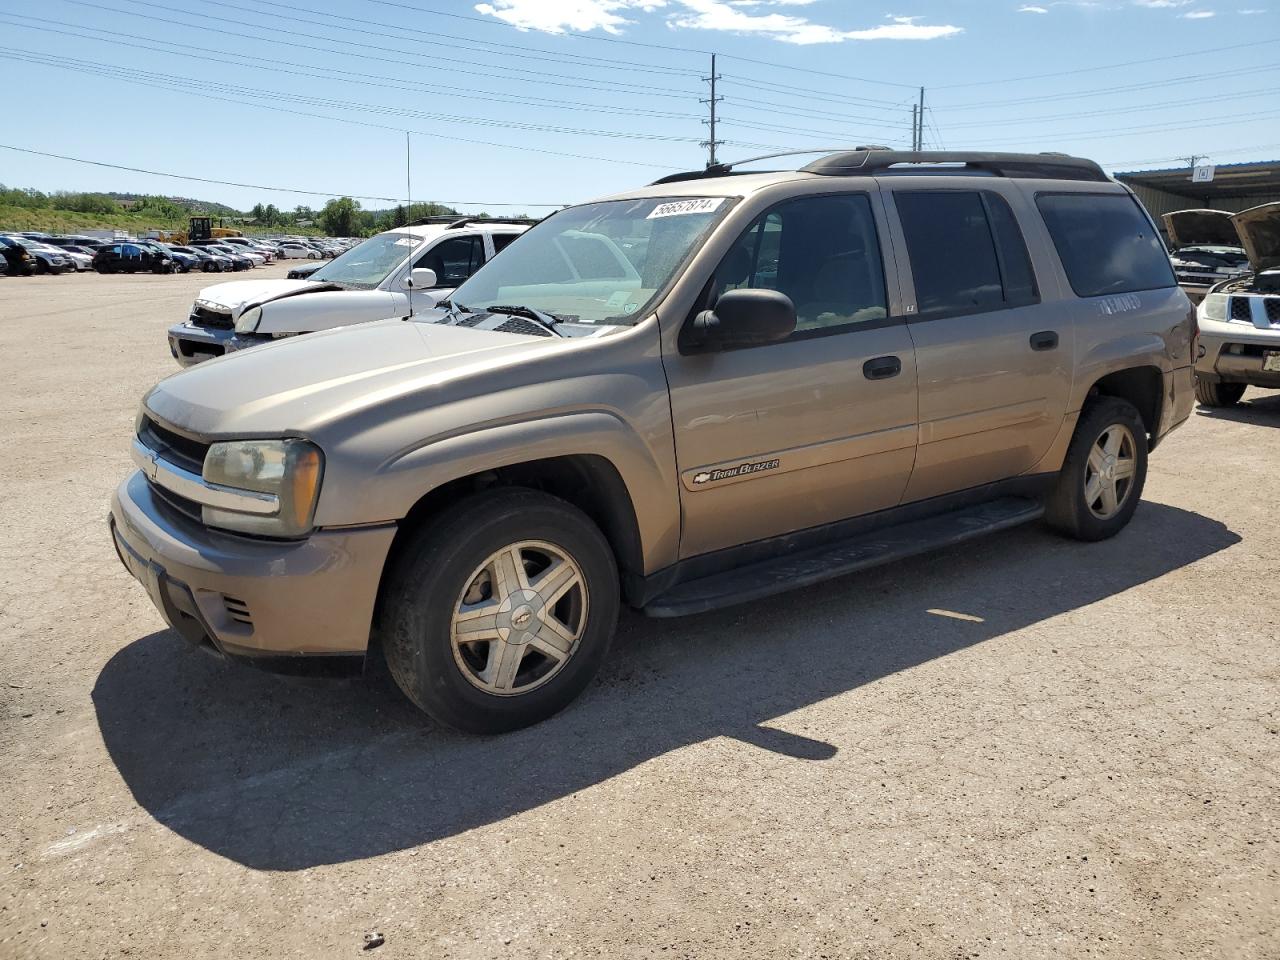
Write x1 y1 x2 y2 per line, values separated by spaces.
647 197 726 219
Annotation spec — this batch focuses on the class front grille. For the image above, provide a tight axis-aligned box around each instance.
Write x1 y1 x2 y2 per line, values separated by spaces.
1266 298 1280 325
1230 297 1253 322
190 305 233 329
495 318 555 338
138 416 210 476
151 483 204 525
222 596 253 626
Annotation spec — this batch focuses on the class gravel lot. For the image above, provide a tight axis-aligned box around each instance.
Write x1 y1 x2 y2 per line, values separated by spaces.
1 266 1278 960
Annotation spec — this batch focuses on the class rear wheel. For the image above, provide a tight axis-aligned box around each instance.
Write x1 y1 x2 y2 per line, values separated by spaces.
1194 376 1246 408
381 489 619 734
1045 396 1148 542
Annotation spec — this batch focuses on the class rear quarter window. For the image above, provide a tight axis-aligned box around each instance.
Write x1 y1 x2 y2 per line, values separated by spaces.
1036 193 1175 297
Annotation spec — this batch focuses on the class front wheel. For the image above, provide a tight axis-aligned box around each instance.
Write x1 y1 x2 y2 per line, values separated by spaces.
1045 396 1148 542
381 489 619 734
1194 376 1246 408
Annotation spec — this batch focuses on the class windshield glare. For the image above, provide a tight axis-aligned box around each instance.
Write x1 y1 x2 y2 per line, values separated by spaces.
450 197 730 326
309 232 417 288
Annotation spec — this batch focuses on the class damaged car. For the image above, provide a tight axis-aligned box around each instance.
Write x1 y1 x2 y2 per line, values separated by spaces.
1162 209 1251 304
1194 202 1280 406
166 218 531 366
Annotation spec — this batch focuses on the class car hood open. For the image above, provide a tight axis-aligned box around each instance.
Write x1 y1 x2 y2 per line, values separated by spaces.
1231 202 1280 272
144 317 567 437
1162 209 1240 249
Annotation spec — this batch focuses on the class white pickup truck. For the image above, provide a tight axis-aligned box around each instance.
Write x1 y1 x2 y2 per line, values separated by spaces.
167 218 530 366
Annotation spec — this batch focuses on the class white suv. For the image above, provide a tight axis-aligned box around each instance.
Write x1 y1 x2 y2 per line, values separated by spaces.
168 218 531 366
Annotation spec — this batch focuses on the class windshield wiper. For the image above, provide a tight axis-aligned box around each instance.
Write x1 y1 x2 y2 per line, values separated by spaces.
485 304 564 337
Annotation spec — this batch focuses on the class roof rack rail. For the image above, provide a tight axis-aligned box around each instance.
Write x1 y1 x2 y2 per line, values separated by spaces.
650 149 1108 185
651 147 888 185
444 216 541 230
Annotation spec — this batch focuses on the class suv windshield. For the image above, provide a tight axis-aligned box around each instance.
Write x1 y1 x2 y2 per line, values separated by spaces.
449 197 731 326
310 232 417 288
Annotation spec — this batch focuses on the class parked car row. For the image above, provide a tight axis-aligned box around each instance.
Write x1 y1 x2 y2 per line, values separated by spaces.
0 231 358 277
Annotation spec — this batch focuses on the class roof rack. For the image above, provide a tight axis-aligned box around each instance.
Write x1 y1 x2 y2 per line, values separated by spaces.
650 149 1108 185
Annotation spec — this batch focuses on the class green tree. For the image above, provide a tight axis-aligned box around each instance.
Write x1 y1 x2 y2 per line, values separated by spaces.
319 196 361 236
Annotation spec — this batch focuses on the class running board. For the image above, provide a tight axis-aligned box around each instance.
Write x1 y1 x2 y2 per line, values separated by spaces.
643 496 1044 618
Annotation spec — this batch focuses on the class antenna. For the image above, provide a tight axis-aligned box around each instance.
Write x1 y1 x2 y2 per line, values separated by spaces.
405 130 414 319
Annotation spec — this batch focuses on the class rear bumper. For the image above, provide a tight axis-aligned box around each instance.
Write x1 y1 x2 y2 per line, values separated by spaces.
110 470 396 662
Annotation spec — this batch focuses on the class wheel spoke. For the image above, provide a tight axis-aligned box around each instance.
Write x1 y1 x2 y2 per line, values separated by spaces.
1103 428 1123 457
1084 474 1103 506
1088 445 1106 474
1100 480 1119 515
533 615 576 655
482 639 524 691
530 559 581 609
491 546 528 602
1113 458 1136 480
453 605 500 641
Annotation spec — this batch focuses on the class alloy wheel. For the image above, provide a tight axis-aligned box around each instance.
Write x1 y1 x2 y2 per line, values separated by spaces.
449 541 588 696
1084 423 1137 520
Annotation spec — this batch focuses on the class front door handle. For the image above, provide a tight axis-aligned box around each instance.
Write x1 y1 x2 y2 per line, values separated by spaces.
863 355 902 380
1030 331 1059 351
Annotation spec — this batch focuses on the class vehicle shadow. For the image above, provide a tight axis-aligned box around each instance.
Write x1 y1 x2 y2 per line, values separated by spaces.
1194 389 1280 425
93 502 1239 870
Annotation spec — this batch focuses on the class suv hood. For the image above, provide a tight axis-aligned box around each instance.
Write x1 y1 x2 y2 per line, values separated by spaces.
194 278 324 318
145 318 566 437
1232 202 1280 272
1163 209 1239 248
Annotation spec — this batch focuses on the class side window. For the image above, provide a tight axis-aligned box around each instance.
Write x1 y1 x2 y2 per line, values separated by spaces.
416 236 484 286
712 193 888 335
492 233 520 254
1036 193 1176 297
896 191 1005 317
122 244 140 257
985 193 1038 306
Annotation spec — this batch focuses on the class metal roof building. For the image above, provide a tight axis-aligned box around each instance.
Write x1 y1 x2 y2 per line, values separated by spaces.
1115 160 1280 223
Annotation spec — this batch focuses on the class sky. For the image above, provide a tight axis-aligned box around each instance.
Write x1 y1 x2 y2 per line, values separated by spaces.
1 0 1278 214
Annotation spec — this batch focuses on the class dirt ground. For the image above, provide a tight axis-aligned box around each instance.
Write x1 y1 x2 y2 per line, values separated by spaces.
1 266 1277 960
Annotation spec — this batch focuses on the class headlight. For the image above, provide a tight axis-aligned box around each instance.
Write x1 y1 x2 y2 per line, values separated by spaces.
201 438 323 538
234 305 263 334
1201 293 1228 323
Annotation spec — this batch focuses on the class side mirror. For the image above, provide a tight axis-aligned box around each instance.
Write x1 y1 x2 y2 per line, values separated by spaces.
406 267 437 290
688 288 796 351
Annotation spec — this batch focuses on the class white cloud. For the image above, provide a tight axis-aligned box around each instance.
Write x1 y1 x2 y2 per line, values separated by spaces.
475 0 962 44
1017 4 1050 10
1181 8 1216 15
666 3 962 44
473 0 667 35
1133 0 1192 7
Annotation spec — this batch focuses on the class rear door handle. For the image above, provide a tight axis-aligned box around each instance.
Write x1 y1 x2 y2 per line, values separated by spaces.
863 355 902 380
1030 331 1059 351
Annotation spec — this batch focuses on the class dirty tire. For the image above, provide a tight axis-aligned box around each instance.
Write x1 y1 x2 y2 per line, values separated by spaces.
1045 396 1148 542
1194 376 1245 408
380 488 619 734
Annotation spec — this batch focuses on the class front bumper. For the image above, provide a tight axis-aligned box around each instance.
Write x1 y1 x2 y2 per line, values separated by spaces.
111 470 396 661
1195 318 1280 388
168 321 234 366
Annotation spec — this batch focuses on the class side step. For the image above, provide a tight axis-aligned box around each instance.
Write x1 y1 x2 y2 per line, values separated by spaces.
643 496 1044 618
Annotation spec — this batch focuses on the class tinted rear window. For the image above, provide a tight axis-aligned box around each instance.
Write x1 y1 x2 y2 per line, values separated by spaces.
896 191 1005 317
1036 193 1175 297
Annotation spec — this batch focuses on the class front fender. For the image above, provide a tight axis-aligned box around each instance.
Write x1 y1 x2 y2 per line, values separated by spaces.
315 411 680 574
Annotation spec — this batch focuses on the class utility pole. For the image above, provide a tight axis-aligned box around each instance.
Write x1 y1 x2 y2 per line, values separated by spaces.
915 86 926 151
700 53 724 168
911 104 919 152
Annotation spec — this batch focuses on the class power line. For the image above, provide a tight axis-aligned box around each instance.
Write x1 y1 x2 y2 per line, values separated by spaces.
958 107 1280 149
0 143 566 206
719 56 920 91
189 0 701 78
934 34 1280 89
54 0 703 100
1103 142 1280 168
0 16 699 120
940 86 1278 128
0 53 681 168
1 47 725 147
